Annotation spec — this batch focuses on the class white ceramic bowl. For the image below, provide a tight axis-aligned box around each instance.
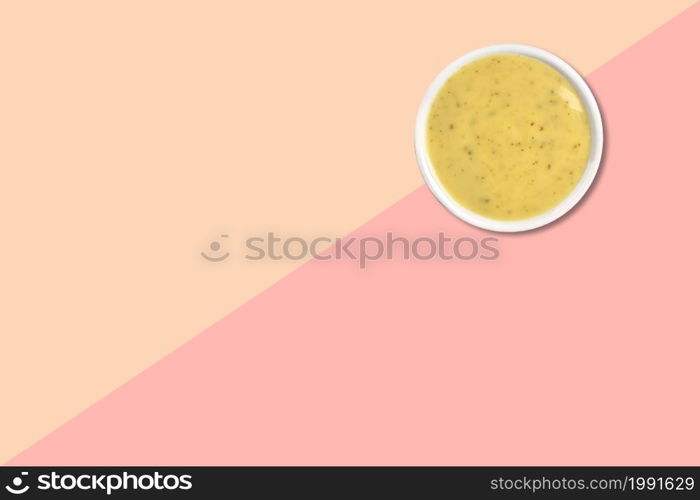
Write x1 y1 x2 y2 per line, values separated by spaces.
415 44 603 232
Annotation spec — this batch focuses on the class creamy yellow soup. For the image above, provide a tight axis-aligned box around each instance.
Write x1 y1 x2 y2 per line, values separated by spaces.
427 54 590 220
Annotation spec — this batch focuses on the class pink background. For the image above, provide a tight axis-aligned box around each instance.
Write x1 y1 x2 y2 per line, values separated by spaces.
8 3 700 465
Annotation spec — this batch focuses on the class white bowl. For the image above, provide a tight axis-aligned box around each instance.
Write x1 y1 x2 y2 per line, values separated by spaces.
415 44 604 232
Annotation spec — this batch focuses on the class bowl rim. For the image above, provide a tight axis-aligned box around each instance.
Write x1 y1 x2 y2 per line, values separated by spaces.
414 43 604 233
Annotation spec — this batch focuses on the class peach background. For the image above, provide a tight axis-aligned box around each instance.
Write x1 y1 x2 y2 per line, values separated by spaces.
1 0 698 464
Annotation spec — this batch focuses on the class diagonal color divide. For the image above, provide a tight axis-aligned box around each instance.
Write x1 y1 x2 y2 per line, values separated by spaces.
9 3 700 465
1 0 695 463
